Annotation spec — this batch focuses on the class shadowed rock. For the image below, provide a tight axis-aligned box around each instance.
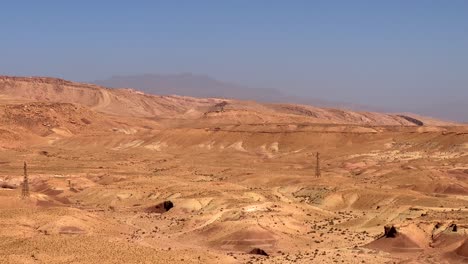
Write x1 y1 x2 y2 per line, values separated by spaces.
397 115 424 126
0 182 17 189
249 248 269 256
146 201 174 213
384 225 398 238
451 224 457 232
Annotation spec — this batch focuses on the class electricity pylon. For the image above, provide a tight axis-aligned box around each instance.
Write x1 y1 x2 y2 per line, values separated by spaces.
21 161 30 198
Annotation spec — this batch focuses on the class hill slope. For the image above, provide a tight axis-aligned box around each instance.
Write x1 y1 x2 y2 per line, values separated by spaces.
0 76 459 126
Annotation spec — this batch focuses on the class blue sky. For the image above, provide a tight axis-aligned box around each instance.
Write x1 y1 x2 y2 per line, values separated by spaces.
1 1 467 117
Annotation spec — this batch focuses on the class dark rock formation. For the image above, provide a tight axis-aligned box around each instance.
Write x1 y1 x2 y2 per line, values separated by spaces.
146 200 174 213
249 248 269 256
451 224 457 232
384 225 398 238
397 115 424 126
0 182 17 189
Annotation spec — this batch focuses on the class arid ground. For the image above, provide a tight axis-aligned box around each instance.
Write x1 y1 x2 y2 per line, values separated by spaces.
0 76 467 263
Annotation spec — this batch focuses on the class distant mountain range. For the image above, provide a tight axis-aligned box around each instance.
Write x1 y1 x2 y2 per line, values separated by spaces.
95 73 286 103
93 73 380 111
1 75 457 127
94 73 466 122
405 102 467 124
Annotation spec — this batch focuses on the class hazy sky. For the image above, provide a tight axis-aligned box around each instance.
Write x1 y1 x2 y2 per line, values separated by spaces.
1 1 467 115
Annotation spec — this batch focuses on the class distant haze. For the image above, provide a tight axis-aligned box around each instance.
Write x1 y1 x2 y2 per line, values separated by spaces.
94 73 466 122
94 73 368 109
0 1 467 121
96 74 284 103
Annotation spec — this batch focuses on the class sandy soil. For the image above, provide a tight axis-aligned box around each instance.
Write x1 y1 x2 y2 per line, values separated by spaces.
0 76 467 263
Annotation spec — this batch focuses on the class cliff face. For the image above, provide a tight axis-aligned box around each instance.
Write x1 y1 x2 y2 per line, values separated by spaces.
0 76 104 107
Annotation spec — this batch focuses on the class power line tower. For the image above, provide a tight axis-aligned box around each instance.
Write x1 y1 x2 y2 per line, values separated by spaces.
315 152 321 178
21 161 30 199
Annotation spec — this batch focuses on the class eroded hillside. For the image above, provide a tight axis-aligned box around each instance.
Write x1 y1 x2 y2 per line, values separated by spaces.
0 76 467 264
0 76 458 126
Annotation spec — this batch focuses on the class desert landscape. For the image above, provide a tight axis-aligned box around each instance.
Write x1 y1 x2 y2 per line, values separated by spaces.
0 76 466 263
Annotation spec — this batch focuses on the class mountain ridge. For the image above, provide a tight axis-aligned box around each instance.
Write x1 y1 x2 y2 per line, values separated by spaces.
0 75 461 127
